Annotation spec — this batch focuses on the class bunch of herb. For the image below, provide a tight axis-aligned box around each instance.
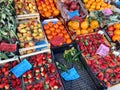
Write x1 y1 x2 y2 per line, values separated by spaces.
56 47 83 72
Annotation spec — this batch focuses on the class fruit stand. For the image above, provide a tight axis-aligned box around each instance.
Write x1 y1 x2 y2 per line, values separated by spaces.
0 0 120 90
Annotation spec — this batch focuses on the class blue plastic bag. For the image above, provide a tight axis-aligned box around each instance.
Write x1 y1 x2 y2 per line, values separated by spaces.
10 59 32 78
61 67 80 81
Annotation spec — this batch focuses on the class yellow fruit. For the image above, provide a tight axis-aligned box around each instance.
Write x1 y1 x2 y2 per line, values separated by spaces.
68 21 80 30
90 20 99 29
81 21 89 29
76 29 81 35
83 0 88 3
81 30 88 35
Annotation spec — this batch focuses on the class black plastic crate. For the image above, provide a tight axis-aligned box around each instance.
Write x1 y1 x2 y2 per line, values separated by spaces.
51 42 107 90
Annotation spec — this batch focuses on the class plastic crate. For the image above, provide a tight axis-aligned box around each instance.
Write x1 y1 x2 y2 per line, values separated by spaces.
51 42 106 90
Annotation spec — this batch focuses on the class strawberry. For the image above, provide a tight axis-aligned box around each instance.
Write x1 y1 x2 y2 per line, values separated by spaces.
42 59 47 65
24 78 28 84
0 83 4 89
36 74 41 80
15 87 22 90
33 62 37 67
34 84 39 88
11 74 16 79
4 71 9 76
27 73 33 79
106 68 113 74
26 85 32 90
97 72 104 81
28 78 33 84
23 73 27 77
31 88 36 90
4 84 10 89
38 59 43 66
12 61 18 67
4 63 9 68
2 68 6 72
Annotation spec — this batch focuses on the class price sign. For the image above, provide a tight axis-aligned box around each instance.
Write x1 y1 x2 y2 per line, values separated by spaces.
102 9 113 16
0 42 17 52
96 44 110 57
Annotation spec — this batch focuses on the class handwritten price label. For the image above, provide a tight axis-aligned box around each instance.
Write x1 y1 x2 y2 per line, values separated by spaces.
102 9 113 16
96 44 110 57
0 42 17 52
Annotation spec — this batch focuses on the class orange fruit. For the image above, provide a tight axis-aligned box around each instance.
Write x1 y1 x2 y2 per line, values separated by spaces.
42 4 46 8
44 12 52 18
47 6 51 10
112 35 120 42
56 29 61 33
58 33 64 37
38 6 42 10
54 24 59 29
66 39 72 44
43 8 48 12
50 27 55 32
59 25 64 30
46 30 51 35
57 21 62 25
44 24 49 30
53 9 59 16
52 32 57 36
114 23 120 29
114 29 120 35
64 34 70 39
47 22 53 27
62 30 67 34
47 35 53 40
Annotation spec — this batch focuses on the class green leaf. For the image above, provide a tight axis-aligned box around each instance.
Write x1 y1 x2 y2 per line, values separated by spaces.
0 53 8 59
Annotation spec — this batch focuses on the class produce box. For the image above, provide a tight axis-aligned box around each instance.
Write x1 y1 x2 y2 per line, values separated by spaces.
35 0 60 19
0 0 19 60
105 23 120 43
56 0 88 21
77 33 111 59
16 17 49 55
86 54 120 88
82 0 111 11
0 60 23 90
14 0 39 18
51 42 106 90
66 19 100 40
42 18 72 47
22 53 63 90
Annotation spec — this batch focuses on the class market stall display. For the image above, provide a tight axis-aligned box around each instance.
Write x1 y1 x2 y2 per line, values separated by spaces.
1 0 120 89
36 0 60 18
14 0 38 17
87 54 120 87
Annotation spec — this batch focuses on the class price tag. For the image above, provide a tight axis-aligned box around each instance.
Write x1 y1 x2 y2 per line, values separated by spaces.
10 59 32 78
98 30 104 35
102 9 113 16
0 42 17 52
96 44 110 57
51 36 64 46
